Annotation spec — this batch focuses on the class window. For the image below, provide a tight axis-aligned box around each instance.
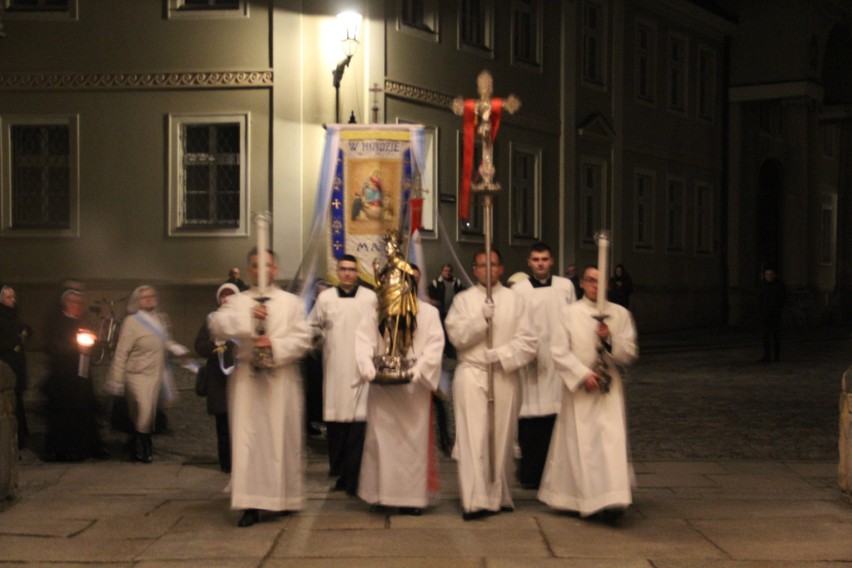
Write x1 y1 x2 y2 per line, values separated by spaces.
6 0 69 11
512 0 541 67
580 160 604 244
168 114 248 236
697 47 715 121
510 146 540 242
4 0 76 18
668 34 688 113
823 124 837 158
166 0 246 18
634 171 655 249
695 183 714 253
2 116 79 236
460 0 493 51
665 178 685 251
635 22 656 102
400 0 438 35
820 194 836 265
582 1 604 85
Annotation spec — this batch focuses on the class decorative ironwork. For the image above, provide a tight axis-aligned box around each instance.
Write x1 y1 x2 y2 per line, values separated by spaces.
0 70 273 91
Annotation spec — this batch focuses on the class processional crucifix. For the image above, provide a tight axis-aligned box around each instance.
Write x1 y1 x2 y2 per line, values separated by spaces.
452 70 520 482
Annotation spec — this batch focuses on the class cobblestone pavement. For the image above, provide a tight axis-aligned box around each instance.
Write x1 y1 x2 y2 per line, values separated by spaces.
16 324 852 465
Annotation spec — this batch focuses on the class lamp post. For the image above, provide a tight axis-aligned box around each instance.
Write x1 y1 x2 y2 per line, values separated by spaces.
332 10 362 124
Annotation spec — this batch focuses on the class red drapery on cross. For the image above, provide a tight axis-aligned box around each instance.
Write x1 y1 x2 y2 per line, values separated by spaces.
459 98 503 220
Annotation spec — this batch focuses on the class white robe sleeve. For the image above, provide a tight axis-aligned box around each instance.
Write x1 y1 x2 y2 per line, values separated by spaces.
493 295 538 374
444 291 488 351
354 310 380 383
609 309 639 368
270 304 312 367
551 306 594 393
209 296 254 341
409 307 445 391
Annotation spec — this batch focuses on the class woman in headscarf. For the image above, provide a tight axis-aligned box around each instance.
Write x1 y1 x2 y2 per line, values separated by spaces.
43 288 108 461
107 285 188 463
194 283 239 473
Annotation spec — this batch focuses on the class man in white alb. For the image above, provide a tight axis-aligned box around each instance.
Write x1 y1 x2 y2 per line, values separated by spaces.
538 265 638 519
445 249 537 520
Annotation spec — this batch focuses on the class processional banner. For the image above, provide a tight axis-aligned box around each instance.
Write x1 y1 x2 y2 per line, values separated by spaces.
313 125 425 286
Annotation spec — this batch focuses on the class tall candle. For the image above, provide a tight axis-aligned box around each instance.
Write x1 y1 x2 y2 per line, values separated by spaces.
255 213 270 292
596 231 609 313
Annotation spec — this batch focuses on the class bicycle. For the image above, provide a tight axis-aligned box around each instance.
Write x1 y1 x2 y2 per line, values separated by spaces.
89 297 125 365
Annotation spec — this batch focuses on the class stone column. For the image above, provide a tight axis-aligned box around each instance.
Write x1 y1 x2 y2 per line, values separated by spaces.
0 361 19 502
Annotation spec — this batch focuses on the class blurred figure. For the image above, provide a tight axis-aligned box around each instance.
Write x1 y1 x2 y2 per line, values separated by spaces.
43 288 108 461
427 263 465 317
565 264 583 300
608 264 633 309
194 283 239 473
107 286 188 463
0 285 32 449
301 279 332 438
759 267 786 362
227 267 249 292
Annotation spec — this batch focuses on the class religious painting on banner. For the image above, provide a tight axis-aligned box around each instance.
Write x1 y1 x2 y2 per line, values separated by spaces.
326 127 420 285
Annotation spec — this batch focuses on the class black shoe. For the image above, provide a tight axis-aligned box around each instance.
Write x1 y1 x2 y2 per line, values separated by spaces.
597 508 626 521
237 509 260 527
332 477 346 491
500 505 514 513
370 504 392 514
136 434 153 463
462 510 489 521
93 447 111 460
399 507 422 516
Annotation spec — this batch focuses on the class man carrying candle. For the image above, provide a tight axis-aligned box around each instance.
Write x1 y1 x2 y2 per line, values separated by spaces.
538 264 638 519
209 247 312 527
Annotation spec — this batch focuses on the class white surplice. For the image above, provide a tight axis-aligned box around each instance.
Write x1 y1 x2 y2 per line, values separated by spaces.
308 286 377 422
209 285 311 512
354 301 445 508
538 296 638 516
511 275 576 417
445 283 538 513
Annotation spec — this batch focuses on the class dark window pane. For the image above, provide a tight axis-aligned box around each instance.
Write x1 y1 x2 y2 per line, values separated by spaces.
185 125 210 154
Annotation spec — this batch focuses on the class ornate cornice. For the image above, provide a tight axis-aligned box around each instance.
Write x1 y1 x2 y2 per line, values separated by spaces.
384 79 559 135
0 70 273 90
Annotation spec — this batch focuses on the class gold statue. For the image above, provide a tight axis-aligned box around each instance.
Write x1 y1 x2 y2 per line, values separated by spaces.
371 229 418 384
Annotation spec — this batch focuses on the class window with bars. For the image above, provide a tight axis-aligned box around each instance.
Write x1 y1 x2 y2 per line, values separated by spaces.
460 0 492 50
666 178 685 251
634 172 654 249
512 0 541 66
581 161 603 244
10 124 71 230
510 147 539 241
169 115 247 235
582 1 604 85
635 23 655 102
668 35 688 112
697 47 715 121
401 0 437 34
695 183 714 253
178 0 239 9
7 0 69 11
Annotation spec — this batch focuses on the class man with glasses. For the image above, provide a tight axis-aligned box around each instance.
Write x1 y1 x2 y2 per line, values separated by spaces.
538 265 638 520
445 249 537 520
308 254 378 496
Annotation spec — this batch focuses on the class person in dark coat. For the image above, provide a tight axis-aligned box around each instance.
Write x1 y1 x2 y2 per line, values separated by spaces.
43 288 108 461
0 285 32 449
608 264 634 309
759 267 786 362
194 283 239 472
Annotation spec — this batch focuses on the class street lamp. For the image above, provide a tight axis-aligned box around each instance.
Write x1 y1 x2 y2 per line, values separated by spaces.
332 10 362 124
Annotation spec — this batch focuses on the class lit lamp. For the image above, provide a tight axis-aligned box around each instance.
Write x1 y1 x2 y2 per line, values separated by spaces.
76 329 97 378
332 10 362 124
